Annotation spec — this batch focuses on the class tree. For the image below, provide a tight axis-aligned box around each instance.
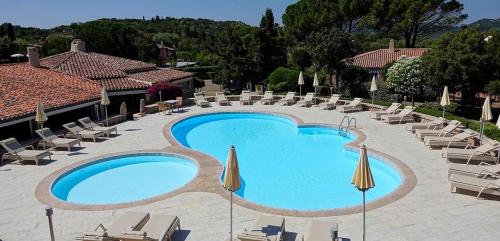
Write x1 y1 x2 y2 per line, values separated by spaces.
421 27 498 104
306 28 355 91
386 56 424 105
0 36 19 60
40 35 72 57
339 65 370 98
289 46 311 70
267 67 300 92
365 0 466 47
252 9 287 83
1 23 16 41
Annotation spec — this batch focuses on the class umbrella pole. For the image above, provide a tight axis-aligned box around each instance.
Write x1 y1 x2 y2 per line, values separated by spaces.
45 207 55 241
371 92 374 105
479 117 484 144
442 106 445 119
299 86 302 100
363 190 366 241
105 106 109 127
230 192 233 241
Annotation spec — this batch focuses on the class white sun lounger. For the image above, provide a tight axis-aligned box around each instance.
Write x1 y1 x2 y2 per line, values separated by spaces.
260 91 274 105
381 106 415 124
194 92 210 107
337 98 363 113
115 214 181 241
75 212 150 241
35 128 81 151
63 122 105 142
302 220 339 241
318 94 341 110
368 102 401 119
0 137 52 165
450 174 500 199
415 120 461 140
240 90 252 105
216 92 230 106
297 92 314 107
278 92 296 106
406 117 447 132
78 117 117 138
442 141 500 164
448 162 500 179
237 215 285 241
424 129 477 149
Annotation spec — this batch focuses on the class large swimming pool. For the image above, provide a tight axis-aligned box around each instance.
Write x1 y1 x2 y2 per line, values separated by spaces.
172 112 402 211
51 153 197 205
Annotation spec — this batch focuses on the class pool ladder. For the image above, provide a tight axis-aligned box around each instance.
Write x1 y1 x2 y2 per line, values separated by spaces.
339 115 356 136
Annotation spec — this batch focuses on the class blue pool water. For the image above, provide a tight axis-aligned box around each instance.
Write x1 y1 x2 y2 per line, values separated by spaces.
51 153 197 205
172 113 402 210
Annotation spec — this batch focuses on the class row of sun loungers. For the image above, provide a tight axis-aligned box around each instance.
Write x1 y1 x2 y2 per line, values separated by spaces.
76 212 338 241
405 117 500 199
0 117 118 166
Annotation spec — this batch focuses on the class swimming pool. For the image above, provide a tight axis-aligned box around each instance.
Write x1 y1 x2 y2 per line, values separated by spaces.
172 112 402 211
51 153 198 205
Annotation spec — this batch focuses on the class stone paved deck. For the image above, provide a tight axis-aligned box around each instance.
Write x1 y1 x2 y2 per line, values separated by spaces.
1 102 500 241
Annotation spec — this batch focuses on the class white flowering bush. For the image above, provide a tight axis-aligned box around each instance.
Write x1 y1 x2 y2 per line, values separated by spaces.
386 56 423 104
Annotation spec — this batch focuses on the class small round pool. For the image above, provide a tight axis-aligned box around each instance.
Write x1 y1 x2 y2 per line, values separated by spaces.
51 153 198 205
172 112 402 211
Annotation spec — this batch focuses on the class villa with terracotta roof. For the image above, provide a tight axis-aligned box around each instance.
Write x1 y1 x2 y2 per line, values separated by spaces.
350 40 428 76
0 47 101 140
40 39 193 114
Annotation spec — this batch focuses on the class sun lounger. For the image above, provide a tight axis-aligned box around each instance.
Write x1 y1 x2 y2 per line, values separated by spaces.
63 122 105 142
78 117 117 138
406 117 447 132
415 120 461 140
442 141 500 164
194 93 210 107
237 215 285 241
337 98 363 113
278 92 296 106
368 103 401 119
297 92 314 107
76 212 150 241
216 92 230 106
35 128 81 151
381 106 415 124
450 174 500 199
0 137 52 165
318 94 341 110
260 91 274 105
240 90 253 105
302 220 338 241
448 163 500 179
424 129 476 149
115 214 180 241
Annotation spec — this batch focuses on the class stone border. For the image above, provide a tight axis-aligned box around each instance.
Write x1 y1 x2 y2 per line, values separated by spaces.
35 110 416 216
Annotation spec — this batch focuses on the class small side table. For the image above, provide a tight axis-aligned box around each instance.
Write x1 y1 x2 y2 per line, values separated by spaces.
164 100 177 113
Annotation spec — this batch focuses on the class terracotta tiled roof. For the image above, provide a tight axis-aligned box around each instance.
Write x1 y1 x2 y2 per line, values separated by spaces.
0 64 100 122
93 77 150 91
40 51 192 91
128 68 193 83
350 48 428 69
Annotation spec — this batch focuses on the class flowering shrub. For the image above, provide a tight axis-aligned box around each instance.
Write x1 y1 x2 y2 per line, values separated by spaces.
386 56 423 105
148 81 183 101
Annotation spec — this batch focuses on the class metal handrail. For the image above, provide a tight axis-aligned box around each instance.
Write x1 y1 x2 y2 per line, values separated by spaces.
339 116 357 136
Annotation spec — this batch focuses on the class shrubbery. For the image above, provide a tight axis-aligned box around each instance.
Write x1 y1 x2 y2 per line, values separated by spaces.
147 82 183 101
267 67 300 92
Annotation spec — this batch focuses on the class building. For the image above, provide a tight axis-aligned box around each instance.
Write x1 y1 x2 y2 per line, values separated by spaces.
40 39 193 115
0 47 101 140
350 40 428 76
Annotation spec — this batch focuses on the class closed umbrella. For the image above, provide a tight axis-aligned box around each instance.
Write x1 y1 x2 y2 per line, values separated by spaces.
298 71 304 99
313 73 319 104
440 86 450 118
370 76 377 105
101 88 110 127
351 145 375 241
222 145 241 241
35 101 48 128
480 96 493 142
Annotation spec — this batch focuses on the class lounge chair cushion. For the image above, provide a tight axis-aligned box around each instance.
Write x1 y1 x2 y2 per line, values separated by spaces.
304 220 338 241
106 212 150 236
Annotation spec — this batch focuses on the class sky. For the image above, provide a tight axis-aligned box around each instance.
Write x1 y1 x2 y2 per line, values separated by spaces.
0 0 498 29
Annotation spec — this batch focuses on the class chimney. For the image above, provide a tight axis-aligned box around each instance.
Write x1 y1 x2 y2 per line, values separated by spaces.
389 39 395 52
71 39 86 52
157 41 167 66
27 46 40 68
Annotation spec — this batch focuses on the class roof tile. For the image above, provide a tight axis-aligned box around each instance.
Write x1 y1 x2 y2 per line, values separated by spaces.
351 48 428 69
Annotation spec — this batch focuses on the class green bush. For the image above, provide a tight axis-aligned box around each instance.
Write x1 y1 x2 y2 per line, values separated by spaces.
339 65 369 98
486 80 500 99
267 67 300 92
